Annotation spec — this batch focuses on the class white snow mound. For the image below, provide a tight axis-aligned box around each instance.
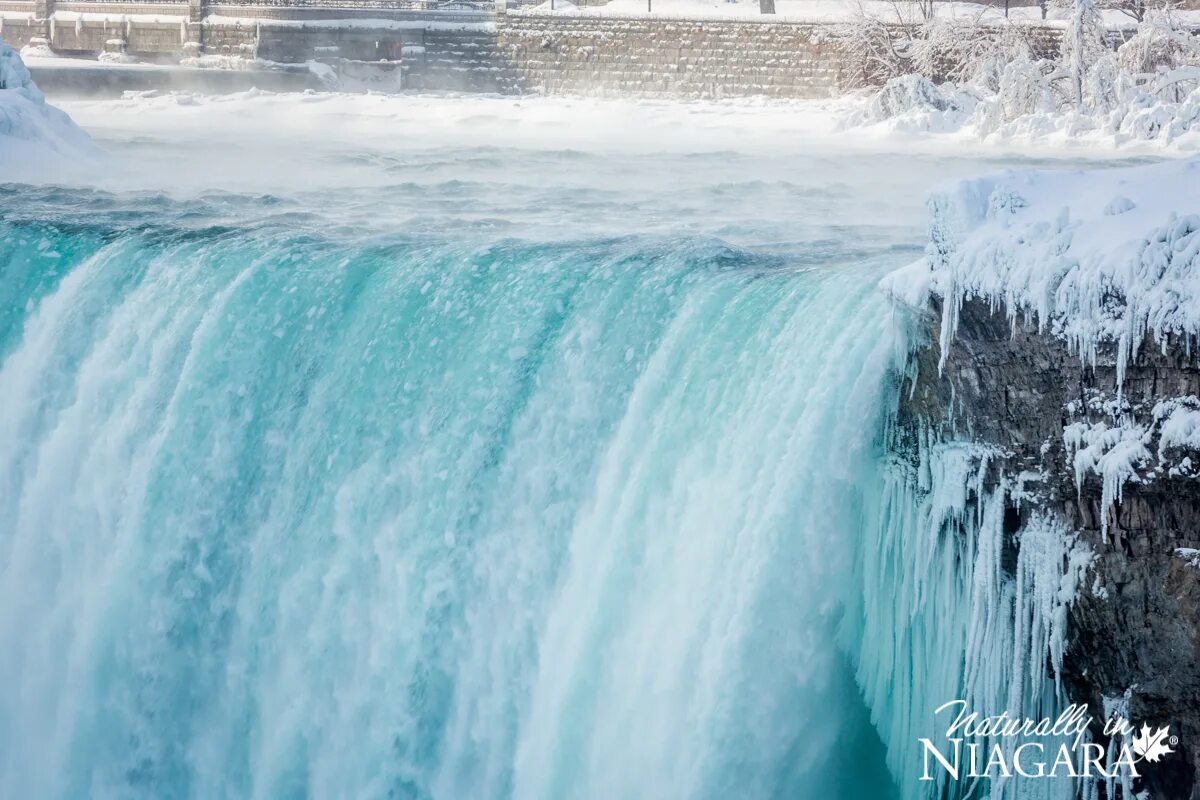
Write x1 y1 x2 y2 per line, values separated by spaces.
0 39 95 168
883 158 1200 384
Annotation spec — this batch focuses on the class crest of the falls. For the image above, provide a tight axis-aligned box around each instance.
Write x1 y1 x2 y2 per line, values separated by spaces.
0 214 1095 799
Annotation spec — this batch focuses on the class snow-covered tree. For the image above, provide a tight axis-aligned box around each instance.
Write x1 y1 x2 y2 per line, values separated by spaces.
1061 0 1107 108
1098 0 1184 24
831 2 922 87
915 16 1037 87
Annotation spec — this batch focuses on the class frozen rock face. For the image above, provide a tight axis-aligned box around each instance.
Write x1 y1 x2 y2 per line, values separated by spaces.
889 162 1200 799
0 39 94 168
899 296 1200 799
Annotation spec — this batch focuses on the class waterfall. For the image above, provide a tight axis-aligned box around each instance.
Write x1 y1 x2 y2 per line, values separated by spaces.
0 218 907 799
0 197 1094 798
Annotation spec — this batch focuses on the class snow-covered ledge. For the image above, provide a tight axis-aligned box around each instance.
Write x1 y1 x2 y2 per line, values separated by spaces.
885 158 1200 384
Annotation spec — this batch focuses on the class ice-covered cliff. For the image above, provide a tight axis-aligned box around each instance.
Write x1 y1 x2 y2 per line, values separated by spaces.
0 40 93 168
886 158 1200 799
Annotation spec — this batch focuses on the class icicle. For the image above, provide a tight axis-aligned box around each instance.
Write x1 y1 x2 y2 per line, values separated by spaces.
847 441 1094 800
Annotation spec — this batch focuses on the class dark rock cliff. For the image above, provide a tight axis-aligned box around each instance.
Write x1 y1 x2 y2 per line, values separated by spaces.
898 296 1200 800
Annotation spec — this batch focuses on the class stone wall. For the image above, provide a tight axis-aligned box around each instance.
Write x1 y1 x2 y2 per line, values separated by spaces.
407 27 520 92
494 11 847 98
2 5 1082 100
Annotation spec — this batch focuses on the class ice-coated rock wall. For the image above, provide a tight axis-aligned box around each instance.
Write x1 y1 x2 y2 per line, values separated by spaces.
887 160 1200 799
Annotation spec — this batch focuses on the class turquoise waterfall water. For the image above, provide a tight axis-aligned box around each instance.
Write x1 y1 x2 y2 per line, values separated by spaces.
0 213 901 799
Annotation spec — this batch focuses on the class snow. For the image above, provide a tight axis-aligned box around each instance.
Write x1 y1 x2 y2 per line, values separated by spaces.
1155 396 1200 461
1177 547 1200 567
883 158 1200 385
200 14 494 31
1063 418 1151 538
0 38 95 172
19 54 165 71
47 10 189 25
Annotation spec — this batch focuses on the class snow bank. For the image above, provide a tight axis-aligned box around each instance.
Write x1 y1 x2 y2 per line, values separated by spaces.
842 70 1200 149
883 158 1200 384
0 38 94 170
850 74 975 133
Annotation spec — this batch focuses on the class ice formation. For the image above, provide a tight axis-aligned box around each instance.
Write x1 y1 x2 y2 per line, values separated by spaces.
883 158 1200 384
1056 395 1200 539
882 159 1200 545
1063 419 1150 539
0 38 94 167
876 152 1200 797
845 437 1095 800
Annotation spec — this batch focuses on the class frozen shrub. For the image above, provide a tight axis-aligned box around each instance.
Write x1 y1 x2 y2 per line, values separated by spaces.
1002 58 1062 116
1084 54 1129 113
831 10 916 88
916 18 1038 89
867 74 954 116
844 73 977 132
1118 11 1200 74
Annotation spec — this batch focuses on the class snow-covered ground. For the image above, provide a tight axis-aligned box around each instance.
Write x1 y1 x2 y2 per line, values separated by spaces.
5 0 1194 30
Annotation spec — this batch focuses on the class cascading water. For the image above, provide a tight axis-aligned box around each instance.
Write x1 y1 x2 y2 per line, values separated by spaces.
0 92 1146 800
0 211 904 799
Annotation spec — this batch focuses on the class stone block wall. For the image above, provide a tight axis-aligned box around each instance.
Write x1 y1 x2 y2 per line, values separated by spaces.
0 17 44 47
2 5 1089 101
414 28 520 92
49 19 187 55
494 12 848 98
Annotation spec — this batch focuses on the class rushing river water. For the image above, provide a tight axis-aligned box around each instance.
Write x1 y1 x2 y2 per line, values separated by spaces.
0 92 1152 799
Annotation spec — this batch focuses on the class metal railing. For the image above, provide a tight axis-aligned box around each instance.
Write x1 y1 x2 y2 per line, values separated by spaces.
59 0 188 4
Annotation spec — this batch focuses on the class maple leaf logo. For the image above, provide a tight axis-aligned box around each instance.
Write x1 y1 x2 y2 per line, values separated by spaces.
1132 724 1175 763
